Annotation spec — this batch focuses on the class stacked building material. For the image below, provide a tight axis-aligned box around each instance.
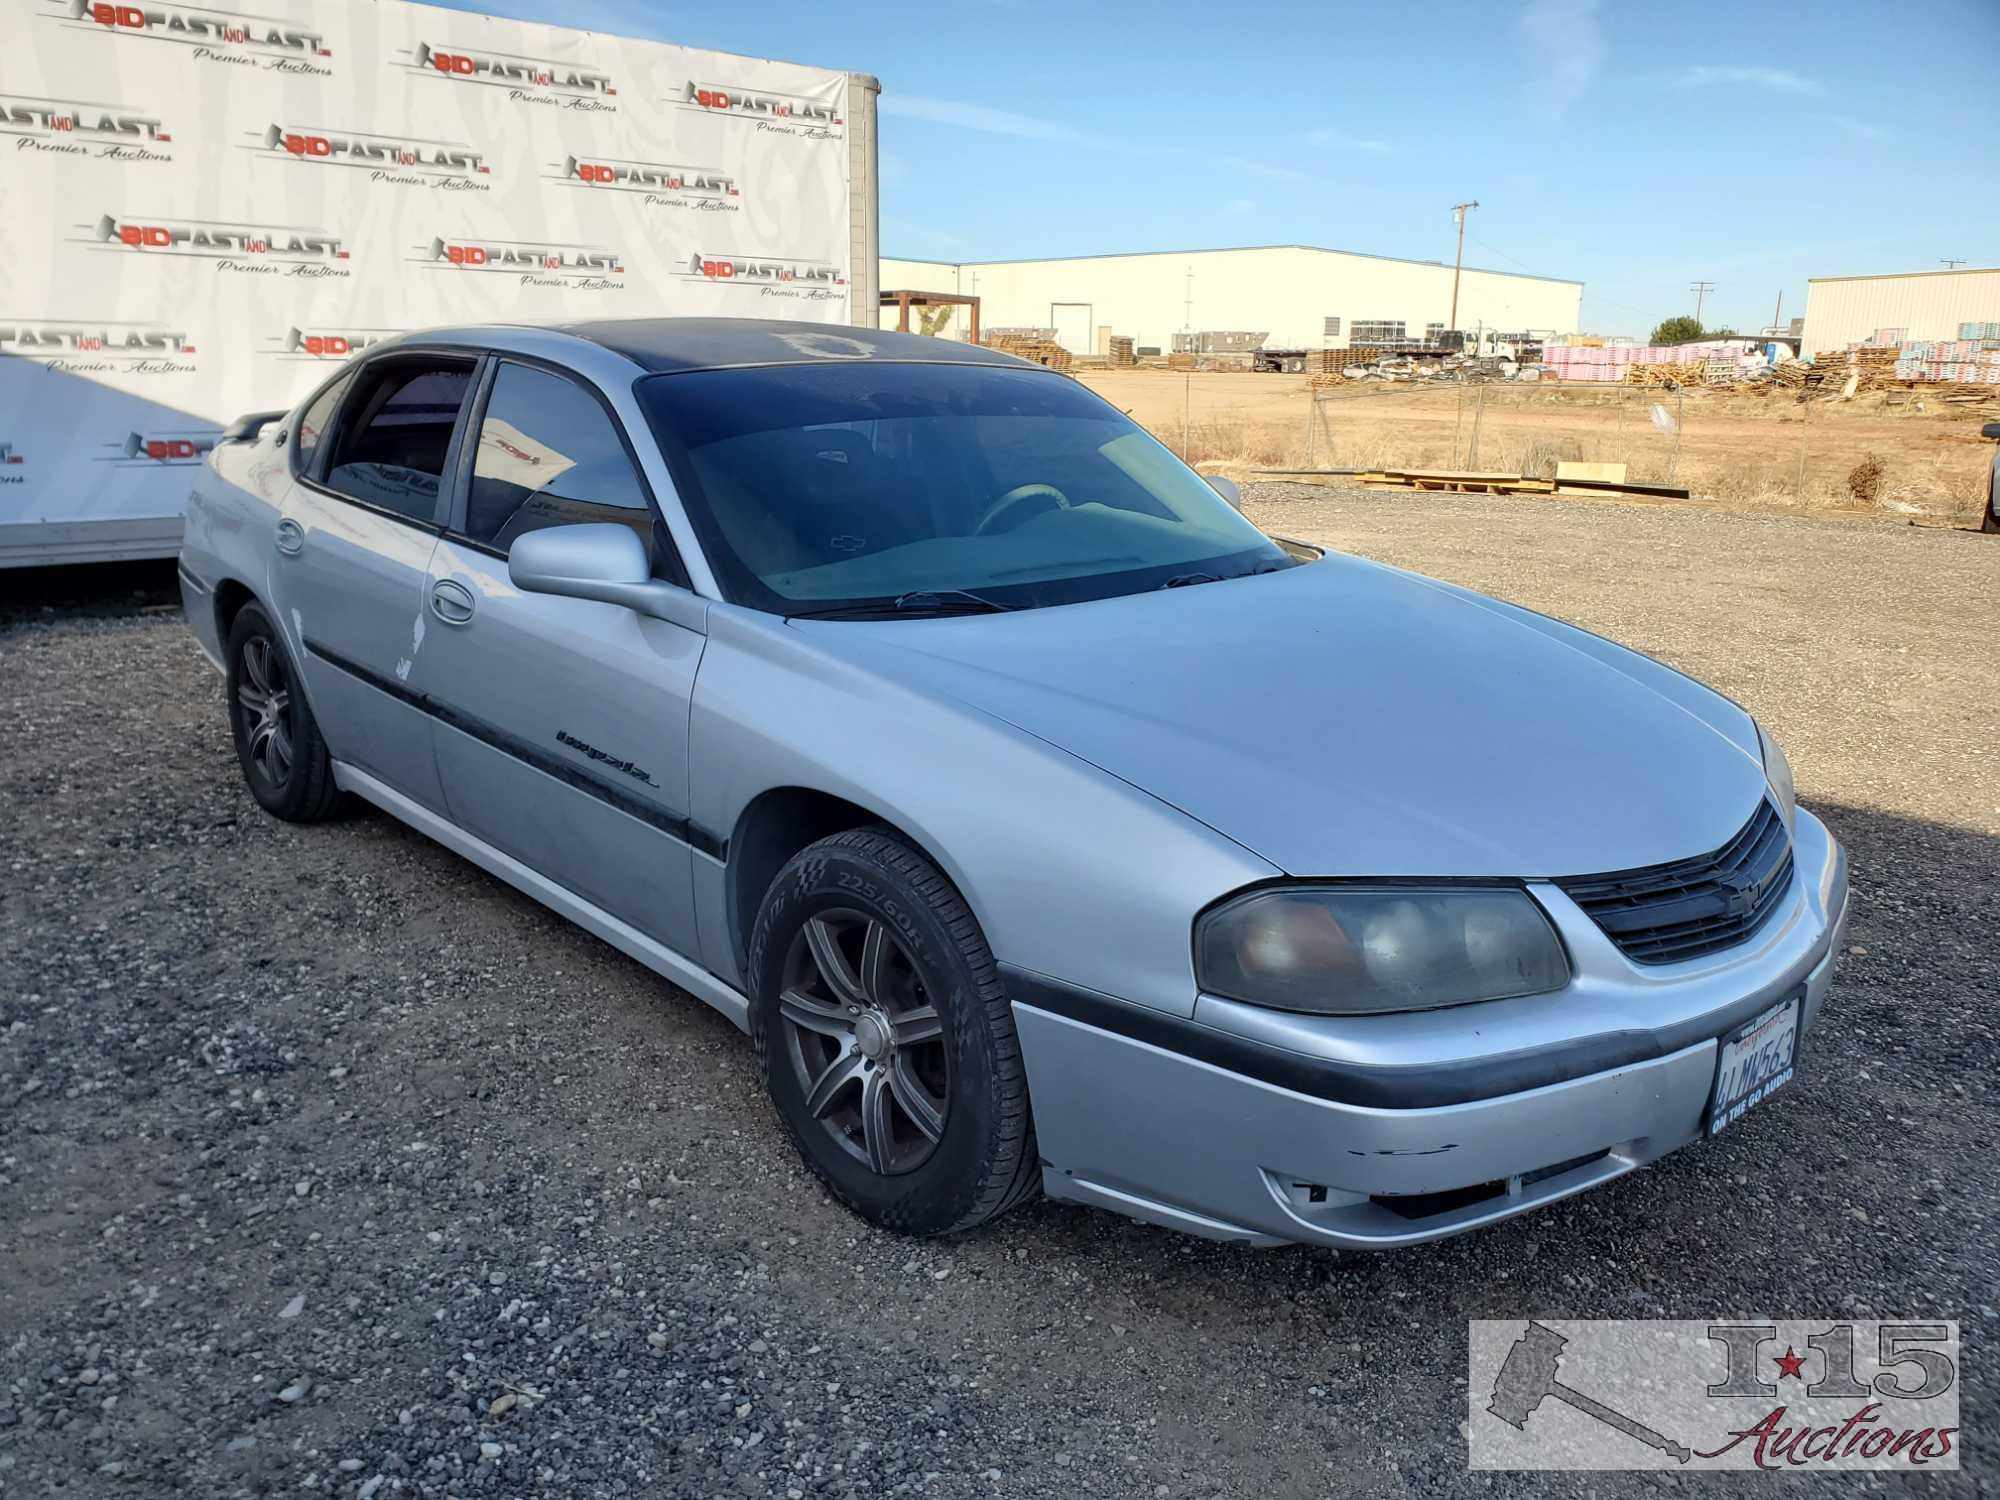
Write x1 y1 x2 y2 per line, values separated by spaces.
984 334 1073 371
1895 338 2000 384
1541 339 1755 383
1108 336 1136 369
1959 321 2000 340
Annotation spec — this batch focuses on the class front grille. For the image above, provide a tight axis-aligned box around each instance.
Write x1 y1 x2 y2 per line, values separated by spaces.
1557 800 1794 965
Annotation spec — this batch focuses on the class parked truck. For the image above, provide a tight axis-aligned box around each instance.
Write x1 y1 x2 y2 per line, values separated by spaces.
0 0 880 568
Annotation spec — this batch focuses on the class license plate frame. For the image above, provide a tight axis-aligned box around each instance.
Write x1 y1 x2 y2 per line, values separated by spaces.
1707 993 1801 1136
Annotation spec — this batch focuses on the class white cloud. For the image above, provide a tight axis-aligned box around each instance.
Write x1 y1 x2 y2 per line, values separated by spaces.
1820 116 1890 142
1223 198 1257 215
1672 65 1823 94
1303 127 1391 156
1519 0 1605 114
881 95 1302 181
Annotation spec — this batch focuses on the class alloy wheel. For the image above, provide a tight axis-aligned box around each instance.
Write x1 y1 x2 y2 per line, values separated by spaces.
779 909 950 1175
236 635 295 789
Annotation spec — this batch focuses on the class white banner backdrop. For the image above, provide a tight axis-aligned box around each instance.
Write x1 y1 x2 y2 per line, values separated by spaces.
0 0 854 551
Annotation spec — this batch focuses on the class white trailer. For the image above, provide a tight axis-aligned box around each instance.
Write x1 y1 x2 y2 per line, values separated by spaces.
0 0 879 567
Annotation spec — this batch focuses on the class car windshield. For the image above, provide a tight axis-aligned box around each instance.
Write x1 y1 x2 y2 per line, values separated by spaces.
636 361 1292 614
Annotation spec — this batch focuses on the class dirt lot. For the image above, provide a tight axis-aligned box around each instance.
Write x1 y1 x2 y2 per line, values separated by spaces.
1083 370 1999 522
2 495 1996 1498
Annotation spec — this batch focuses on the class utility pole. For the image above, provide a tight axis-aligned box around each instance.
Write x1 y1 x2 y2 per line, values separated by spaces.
1690 281 1715 327
1770 290 1782 334
1448 201 1478 333
1941 258 1966 269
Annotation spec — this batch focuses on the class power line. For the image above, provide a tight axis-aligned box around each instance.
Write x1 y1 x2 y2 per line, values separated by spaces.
1941 258 1967 269
1690 281 1715 325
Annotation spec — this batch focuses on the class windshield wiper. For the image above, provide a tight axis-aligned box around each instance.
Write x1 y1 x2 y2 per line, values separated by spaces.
788 588 1015 621
891 589 1013 613
1160 572 1225 589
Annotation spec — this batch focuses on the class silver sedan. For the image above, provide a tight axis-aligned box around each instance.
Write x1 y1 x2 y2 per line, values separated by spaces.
178 318 1848 1248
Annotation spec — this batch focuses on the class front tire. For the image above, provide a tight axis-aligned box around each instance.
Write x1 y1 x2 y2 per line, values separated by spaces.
224 602 344 823
749 829 1039 1235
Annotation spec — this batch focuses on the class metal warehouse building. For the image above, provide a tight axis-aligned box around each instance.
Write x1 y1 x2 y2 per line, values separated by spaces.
879 244 1583 356
1802 266 2000 359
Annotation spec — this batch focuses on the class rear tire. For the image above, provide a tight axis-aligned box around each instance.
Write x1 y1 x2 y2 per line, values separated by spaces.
224 602 344 823
749 828 1039 1235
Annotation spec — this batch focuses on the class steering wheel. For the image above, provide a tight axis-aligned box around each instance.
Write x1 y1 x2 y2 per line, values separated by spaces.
975 482 1071 535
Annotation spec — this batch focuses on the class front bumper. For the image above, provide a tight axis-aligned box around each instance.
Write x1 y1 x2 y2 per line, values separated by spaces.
1014 807 1849 1248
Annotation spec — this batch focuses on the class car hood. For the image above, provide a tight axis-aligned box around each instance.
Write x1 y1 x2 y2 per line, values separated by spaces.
796 555 1769 877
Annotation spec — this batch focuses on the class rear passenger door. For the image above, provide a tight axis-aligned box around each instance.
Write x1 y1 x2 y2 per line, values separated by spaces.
421 357 706 956
280 351 479 813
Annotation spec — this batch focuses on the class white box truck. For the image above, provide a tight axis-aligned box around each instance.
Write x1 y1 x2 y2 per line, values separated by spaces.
0 0 880 567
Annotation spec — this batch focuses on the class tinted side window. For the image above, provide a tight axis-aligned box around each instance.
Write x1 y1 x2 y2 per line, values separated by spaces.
323 363 473 523
292 371 353 476
466 364 651 555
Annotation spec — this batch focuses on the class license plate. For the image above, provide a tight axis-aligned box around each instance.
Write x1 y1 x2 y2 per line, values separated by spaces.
1707 995 1800 1136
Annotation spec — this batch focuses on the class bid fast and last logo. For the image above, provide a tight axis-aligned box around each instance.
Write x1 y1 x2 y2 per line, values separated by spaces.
683 251 844 301
45 0 333 75
0 94 174 163
261 327 398 361
548 154 739 212
402 41 616 112
676 79 842 139
416 235 623 291
99 429 219 465
0 442 24 483
0 320 196 375
86 213 351 278
248 124 491 191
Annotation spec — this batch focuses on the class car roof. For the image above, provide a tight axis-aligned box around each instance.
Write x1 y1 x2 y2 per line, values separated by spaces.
550 317 1039 375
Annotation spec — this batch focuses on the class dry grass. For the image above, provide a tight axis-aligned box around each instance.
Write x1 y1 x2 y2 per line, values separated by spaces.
1095 371 1996 521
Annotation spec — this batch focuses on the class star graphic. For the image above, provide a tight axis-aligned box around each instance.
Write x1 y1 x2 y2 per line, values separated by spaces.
1774 1345 1808 1380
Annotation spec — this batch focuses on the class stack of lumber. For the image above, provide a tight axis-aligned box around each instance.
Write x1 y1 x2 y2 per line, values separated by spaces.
1165 352 1198 371
1249 466 1695 501
1316 348 1378 375
1358 468 1556 496
1108 335 1136 369
1623 361 1695 388
985 335 1072 371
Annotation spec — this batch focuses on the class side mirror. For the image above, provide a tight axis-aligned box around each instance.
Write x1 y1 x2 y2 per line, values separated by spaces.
508 523 707 632
1983 422 2000 440
1207 474 1243 509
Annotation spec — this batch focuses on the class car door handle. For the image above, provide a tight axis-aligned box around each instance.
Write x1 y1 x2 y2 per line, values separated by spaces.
430 579 476 625
274 518 305 556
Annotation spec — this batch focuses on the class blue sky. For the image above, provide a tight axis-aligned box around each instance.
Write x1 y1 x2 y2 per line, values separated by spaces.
440 0 1999 338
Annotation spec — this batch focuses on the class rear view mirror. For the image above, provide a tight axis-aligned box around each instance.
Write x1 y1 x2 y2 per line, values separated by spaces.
1983 422 2000 440
1207 474 1243 509
508 523 707 633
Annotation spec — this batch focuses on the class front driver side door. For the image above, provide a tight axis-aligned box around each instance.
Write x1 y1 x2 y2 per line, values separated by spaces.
419 357 707 957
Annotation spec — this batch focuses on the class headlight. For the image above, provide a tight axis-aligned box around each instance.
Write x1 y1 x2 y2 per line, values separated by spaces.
1195 887 1570 1015
1757 721 1796 830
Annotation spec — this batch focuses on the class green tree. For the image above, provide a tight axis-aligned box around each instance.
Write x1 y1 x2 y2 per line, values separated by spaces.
1649 315 1706 346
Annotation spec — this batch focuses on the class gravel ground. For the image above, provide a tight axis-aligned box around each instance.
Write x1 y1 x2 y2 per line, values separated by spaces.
2 489 1995 1498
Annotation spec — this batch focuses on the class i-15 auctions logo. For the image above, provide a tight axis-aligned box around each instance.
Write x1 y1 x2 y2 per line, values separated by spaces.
252 124 491 189
677 79 841 137
1470 1320 1959 1472
418 236 623 288
50 0 332 71
1 94 173 160
0 442 24 482
404 41 614 110
552 154 738 207
90 213 350 275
